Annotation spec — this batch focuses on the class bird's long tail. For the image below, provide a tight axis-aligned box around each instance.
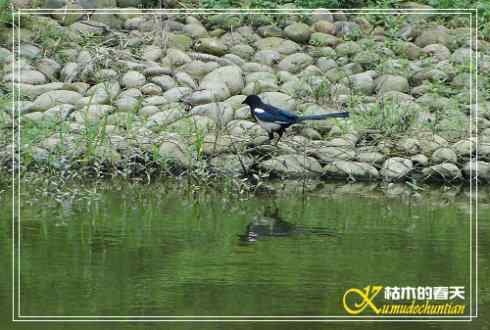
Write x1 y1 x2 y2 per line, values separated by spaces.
299 112 349 121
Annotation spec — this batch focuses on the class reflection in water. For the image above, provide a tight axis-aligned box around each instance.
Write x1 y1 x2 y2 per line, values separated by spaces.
238 205 337 243
0 183 481 322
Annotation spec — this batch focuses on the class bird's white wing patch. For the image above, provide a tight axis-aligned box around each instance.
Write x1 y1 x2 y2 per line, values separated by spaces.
254 108 265 114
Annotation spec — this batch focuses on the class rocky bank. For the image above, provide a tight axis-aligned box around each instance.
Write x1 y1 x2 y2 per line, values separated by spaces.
0 3 489 184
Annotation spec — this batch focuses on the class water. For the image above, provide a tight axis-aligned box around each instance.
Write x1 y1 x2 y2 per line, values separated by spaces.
0 182 489 329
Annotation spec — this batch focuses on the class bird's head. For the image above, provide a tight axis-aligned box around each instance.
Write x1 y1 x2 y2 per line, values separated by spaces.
242 95 262 108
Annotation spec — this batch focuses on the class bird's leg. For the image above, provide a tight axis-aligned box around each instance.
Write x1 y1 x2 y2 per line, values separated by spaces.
275 129 284 146
268 131 274 143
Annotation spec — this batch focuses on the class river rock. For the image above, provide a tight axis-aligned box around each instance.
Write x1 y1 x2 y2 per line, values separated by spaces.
14 82 64 98
200 66 244 95
201 134 238 155
181 61 219 79
210 153 254 176
165 48 191 67
284 22 311 43
257 25 283 38
463 160 490 181
260 154 323 178
114 96 140 113
183 23 208 38
411 154 429 167
36 58 61 81
140 83 163 96
230 44 255 60
313 21 336 35
87 80 120 101
309 32 337 47
119 88 142 99
277 53 314 74
227 120 266 138
196 38 228 56
452 139 475 158
121 70 146 88
258 92 297 112
142 45 163 62
342 71 375 95
451 48 473 64
357 151 385 165
51 3 84 25
4 70 47 85
150 75 177 91
254 50 281 66
158 136 191 170
31 90 82 111
146 108 186 130
173 72 196 90
69 21 108 35
312 9 334 22
139 105 160 117
380 157 413 181
311 146 356 164
423 44 450 62
60 62 79 83
431 147 458 164
375 75 409 94
71 104 114 122
415 26 450 48
423 163 462 182
324 160 379 180
335 21 361 38
43 104 75 122
190 102 234 126
255 37 301 55
163 87 192 103
142 96 167 107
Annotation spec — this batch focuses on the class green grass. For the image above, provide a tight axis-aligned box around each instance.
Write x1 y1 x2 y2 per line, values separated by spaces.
351 100 417 137
0 0 11 26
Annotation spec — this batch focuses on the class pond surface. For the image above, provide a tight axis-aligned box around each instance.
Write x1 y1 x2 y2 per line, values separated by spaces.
0 182 488 329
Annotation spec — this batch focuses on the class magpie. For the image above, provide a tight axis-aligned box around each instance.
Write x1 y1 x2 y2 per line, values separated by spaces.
242 95 349 143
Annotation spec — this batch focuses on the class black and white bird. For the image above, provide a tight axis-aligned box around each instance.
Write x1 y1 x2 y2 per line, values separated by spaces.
242 95 349 143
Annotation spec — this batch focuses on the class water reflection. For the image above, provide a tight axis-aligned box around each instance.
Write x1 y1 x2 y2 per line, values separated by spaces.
238 205 337 243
